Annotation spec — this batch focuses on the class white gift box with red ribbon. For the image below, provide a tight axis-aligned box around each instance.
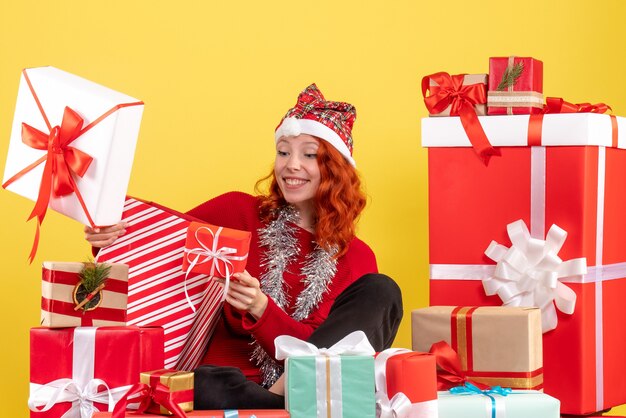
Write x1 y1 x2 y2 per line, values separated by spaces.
3 66 143 227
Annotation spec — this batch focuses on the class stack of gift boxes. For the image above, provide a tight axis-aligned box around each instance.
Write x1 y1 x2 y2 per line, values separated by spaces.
419 55 626 417
6 59 626 418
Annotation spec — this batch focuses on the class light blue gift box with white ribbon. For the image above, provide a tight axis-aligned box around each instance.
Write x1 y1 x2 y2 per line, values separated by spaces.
438 383 560 418
275 331 376 418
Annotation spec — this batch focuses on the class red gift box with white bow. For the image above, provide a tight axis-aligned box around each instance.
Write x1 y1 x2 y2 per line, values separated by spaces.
422 112 626 414
28 326 163 418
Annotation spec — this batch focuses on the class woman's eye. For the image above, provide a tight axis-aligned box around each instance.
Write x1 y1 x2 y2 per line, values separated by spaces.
304 153 317 159
277 150 288 157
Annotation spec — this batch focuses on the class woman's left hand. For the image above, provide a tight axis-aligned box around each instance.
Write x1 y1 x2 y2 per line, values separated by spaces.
215 270 268 320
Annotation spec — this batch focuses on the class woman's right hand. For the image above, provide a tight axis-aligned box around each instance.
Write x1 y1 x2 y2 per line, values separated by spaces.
84 222 128 248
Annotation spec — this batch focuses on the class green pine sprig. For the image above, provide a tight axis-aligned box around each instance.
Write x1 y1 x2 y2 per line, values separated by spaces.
496 62 525 91
78 260 111 294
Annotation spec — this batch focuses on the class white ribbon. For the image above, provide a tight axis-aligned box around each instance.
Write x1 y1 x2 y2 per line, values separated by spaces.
275 331 375 418
374 349 438 418
275 330 376 359
28 327 131 417
183 225 249 311
482 219 587 332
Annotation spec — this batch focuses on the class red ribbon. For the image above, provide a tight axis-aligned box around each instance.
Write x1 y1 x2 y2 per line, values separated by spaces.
428 340 489 391
527 97 616 147
422 72 500 165
2 69 143 263
112 382 191 418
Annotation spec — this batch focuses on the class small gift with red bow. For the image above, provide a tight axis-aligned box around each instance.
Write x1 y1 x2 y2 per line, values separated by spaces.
111 369 193 417
182 222 251 298
1 66 144 262
487 56 543 115
412 306 544 390
422 72 498 165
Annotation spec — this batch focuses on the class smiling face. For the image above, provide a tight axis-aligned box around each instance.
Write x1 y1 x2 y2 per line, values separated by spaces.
274 134 321 216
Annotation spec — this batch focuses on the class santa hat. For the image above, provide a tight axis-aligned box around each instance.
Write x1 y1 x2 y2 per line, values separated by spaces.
275 84 357 167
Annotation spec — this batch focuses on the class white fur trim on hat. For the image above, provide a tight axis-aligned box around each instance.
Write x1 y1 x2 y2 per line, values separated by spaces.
275 117 356 167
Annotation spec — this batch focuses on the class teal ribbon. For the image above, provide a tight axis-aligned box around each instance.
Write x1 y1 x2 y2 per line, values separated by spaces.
450 382 512 418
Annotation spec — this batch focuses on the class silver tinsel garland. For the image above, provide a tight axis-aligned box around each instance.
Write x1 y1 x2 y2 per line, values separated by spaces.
251 205 338 387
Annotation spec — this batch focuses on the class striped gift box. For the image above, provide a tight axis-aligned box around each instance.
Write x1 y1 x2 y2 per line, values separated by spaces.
41 261 129 327
96 197 223 369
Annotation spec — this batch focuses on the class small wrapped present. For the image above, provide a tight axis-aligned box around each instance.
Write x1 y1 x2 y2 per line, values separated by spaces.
28 326 164 418
412 306 543 390
41 261 129 327
140 370 193 415
438 383 559 418
94 411 290 417
424 73 487 116
487 56 543 115
375 349 438 418
182 221 251 298
112 369 193 417
275 331 376 418
422 72 497 165
96 197 224 370
2 66 144 261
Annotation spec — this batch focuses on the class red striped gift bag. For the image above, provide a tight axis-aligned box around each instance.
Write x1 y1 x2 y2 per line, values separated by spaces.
96 197 223 369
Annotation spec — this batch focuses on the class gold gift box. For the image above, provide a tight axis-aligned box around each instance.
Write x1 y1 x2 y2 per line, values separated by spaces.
141 369 194 415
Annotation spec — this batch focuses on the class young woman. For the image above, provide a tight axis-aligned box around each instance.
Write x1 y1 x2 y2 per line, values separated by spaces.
85 84 403 409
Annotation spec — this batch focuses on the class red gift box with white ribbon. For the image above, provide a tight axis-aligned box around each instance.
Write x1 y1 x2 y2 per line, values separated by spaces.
375 349 438 418
422 112 626 414
28 326 163 418
96 197 224 370
182 221 251 299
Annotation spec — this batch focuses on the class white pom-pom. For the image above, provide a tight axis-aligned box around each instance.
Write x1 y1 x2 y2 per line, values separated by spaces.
277 117 301 138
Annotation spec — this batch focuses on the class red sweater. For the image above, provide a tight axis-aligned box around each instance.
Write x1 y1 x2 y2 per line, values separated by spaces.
186 191 378 383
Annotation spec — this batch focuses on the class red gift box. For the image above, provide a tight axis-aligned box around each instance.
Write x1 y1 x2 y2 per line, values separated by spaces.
40 261 129 327
96 197 225 370
93 411 290 417
375 349 437 418
487 56 543 115
423 113 626 414
28 326 163 418
182 221 250 279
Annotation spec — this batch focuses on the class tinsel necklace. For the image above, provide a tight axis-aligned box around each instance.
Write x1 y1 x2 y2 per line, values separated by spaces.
251 205 338 387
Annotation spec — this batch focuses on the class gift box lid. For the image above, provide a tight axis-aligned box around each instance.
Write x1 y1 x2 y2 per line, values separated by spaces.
421 113 625 148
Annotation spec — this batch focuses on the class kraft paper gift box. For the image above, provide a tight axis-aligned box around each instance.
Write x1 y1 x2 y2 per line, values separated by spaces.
487 56 543 115
40 261 129 327
422 112 626 414
96 197 224 370
182 221 251 287
425 73 488 116
411 306 543 390
29 326 164 418
275 331 376 418
2 66 143 236
375 349 438 418
94 411 290 417
437 385 560 418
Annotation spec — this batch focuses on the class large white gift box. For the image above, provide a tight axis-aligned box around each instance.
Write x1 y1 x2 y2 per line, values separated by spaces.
2 66 144 228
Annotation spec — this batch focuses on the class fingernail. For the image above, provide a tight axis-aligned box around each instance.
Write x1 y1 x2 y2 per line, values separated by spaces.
94 228 100 233
119 229 127 236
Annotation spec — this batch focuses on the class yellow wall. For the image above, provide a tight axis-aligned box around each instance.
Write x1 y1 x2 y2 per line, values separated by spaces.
1 0 625 415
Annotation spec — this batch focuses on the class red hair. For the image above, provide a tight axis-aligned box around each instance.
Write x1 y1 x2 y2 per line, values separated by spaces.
255 140 367 258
